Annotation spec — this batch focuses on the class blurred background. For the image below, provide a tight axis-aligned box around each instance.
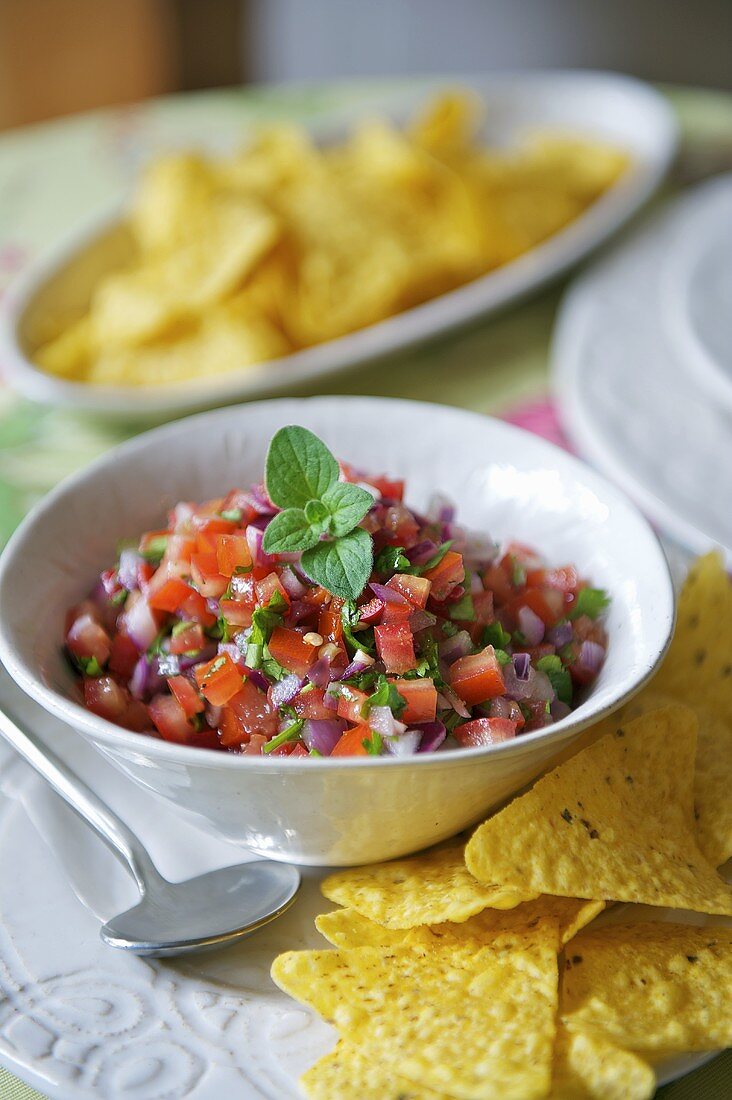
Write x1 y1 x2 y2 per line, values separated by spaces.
1 0 731 131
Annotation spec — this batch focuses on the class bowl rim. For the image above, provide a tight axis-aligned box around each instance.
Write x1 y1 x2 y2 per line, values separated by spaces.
0 68 678 417
0 395 676 771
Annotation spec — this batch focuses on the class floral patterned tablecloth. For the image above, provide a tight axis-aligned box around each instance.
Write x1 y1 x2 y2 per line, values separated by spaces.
0 81 731 1100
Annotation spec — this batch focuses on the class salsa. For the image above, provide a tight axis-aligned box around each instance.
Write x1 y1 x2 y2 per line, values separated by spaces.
65 430 608 757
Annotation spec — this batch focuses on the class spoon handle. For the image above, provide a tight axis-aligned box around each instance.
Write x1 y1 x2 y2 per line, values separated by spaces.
0 704 158 892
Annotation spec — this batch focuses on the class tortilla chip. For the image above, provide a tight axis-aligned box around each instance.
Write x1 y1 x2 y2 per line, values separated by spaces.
272 929 559 1100
321 846 534 929
465 706 732 915
301 1041 450 1100
561 922 732 1053
549 1026 655 1099
316 896 603 951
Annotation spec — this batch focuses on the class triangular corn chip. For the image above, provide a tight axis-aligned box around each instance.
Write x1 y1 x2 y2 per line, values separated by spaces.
301 1040 450 1099
560 922 732 1053
321 846 535 929
316 895 603 951
272 929 559 1100
465 707 732 915
549 1026 655 1099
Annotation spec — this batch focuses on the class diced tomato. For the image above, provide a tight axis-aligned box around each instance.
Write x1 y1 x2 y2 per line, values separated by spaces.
318 597 344 644
503 542 544 570
195 517 238 554
148 577 193 613
292 688 336 721
194 653 243 706
108 632 140 678
268 626 316 677
83 676 128 721
169 621 205 655
379 588 413 625
391 678 437 723
381 504 419 547
482 561 514 606
220 680 277 745
424 551 465 601
526 565 579 594
453 717 517 747
220 489 258 525
268 740 306 757
255 571 290 609
472 588 494 626
216 534 252 577
136 561 156 592
386 573 432 609
330 725 369 756
449 645 506 705
219 599 253 628
506 587 562 628
374 621 417 674
178 588 217 628
121 699 153 733
369 476 405 501
165 533 196 563
335 686 370 726
191 553 228 599
240 733 268 755
167 675 205 717
572 615 608 646
148 694 197 743
67 613 111 666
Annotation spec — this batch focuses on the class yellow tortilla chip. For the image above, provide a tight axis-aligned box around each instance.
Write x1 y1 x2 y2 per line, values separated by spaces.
272 928 559 1100
465 707 732 915
316 896 603 951
321 846 534 929
301 1041 449 1100
549 1026 655 1099
561 922 732 1053
33 316 92 379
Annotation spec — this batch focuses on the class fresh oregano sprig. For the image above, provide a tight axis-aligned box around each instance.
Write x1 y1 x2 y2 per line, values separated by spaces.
262 426 374 600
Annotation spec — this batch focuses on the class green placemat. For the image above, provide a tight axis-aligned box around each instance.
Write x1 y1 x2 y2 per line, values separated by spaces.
0 80 730 1099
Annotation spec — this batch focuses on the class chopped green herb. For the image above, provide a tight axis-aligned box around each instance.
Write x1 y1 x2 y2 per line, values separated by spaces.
374 545 411 576
482 621 512 649
262 649 289 681
443 710 463 733
309 748 322 757
76 655 103 676
361 674 407 719
536 654 573 706
362 730 383 755
441 620 459 638
413 539 453 575
494 648 512 666
448 587 475 622
570 587 610 620
147 630 168 657
140 535 168 564
110 589 128 606
172 619 196 637
220 508 243 523
510 556 527 587
262 718 305 754
341 600 375 654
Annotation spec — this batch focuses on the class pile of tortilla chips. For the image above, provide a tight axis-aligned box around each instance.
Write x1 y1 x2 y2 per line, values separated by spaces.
33 92 628 387
272 554 732 1099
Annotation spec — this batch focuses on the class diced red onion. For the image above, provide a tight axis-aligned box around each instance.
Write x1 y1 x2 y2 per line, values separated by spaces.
301 718 346 755
383 730 422 756
462 532 499 566
367 705 406 739
278 566 307 598
489 695 515 720
246 525 267 567
517 605 545 646
245 483 277 515
428 493 455 524
156 653 181 677
470 573 483 594
438 630 473 666
206 597 220 615
550 699 571 722
438 685 470 719
130 656 164 701
512 652 531 681
122 594 159 650
358 597 385 623
414 720 447 753
270 674 303 709
177 644 217 670
118 548 143 592
502 664 555 703
369 582 410 609
577 640 605 676
217 642 246 667
409 609 437 633
307 654 333 689
341 649 375 680
323 687 339 712
548 622 573 648
245 668 269 693
204 702 223 727
405 540 439 566
171 501 196 530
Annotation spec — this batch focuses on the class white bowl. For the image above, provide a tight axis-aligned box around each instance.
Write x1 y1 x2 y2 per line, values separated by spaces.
0 398 674 865
0 70 677 419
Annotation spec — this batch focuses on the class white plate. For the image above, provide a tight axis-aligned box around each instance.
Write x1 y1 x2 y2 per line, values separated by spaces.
552 178 732 566
0 70 676 419
0 664 719 1099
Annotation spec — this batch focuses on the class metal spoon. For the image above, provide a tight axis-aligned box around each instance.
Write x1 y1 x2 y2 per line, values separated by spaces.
0 703 300 957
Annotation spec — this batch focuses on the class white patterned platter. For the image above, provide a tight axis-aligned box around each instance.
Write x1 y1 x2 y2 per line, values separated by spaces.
0 665 717 1099
552 176 732 566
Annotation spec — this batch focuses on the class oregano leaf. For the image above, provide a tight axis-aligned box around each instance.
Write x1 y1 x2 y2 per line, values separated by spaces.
265 426 339 508
321 481 374 538
262 508 320 554
301 527 373 601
